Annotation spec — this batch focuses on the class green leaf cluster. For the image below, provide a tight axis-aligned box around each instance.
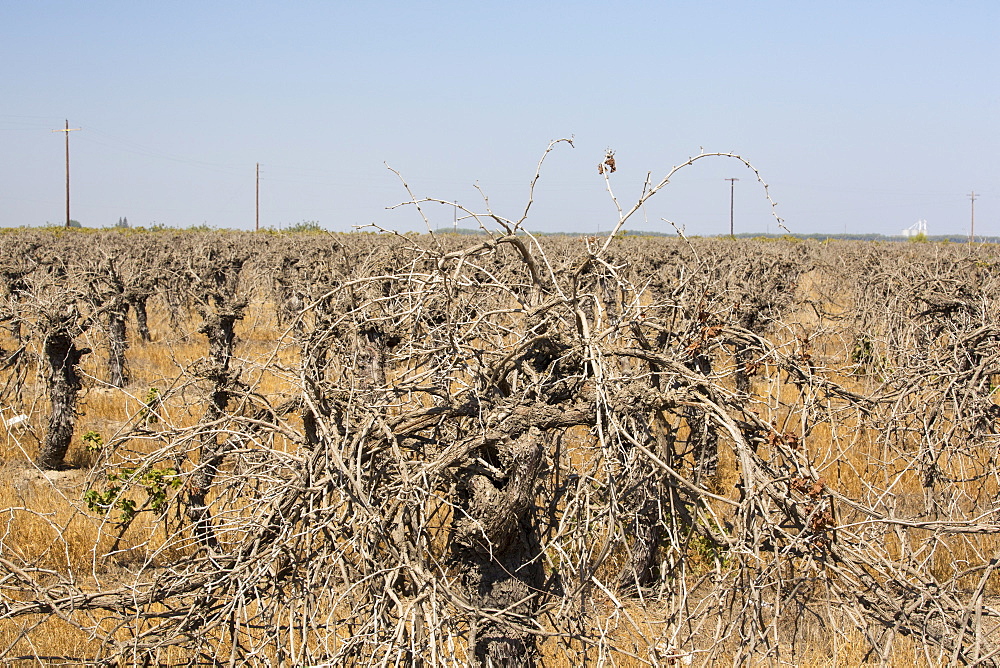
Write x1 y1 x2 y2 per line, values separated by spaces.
82 430 104 452
84 466 181 524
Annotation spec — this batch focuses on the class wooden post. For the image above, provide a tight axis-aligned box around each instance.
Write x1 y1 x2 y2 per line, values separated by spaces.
726 177 739 237
53 120 81 228
968 191 977 243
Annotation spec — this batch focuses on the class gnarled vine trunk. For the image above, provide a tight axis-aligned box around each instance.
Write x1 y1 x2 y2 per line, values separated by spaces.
131 294 151 342
107 300 130 387
186 308 242 547
37 331 90 469
452 427 546 667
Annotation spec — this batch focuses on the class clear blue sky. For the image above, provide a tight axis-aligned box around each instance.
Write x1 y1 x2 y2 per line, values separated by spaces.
2 1 997 236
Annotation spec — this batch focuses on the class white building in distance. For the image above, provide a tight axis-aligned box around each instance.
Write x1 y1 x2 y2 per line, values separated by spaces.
902 219 928 237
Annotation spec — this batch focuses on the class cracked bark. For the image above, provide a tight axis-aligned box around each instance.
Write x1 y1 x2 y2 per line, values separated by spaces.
36 331 90 469
107 300 130 387
451 427 546 667
186 309 241 549
131 294 151 342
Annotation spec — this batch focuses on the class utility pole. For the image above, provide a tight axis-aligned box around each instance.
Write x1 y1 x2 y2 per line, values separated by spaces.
52 120 81 228
726 178 739 237
968 191 977 243
453 201 458 232
256 163 260 232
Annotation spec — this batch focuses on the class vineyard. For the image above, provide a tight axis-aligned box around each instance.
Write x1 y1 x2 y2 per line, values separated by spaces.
0 222 998 666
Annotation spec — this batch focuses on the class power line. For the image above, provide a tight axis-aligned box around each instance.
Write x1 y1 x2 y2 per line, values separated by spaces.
81 127 245 175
